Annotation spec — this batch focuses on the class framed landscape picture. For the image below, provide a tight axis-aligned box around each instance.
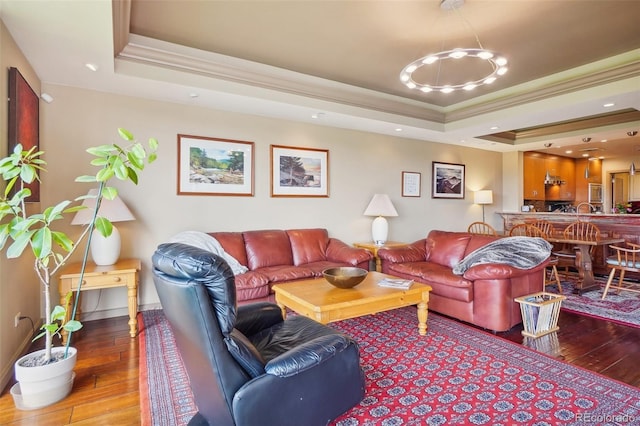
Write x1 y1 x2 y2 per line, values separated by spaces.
432 161 465 199
177 135 254 196
271 145 329 197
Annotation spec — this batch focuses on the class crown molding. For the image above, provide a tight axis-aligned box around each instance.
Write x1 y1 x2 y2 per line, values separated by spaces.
116 34 447 124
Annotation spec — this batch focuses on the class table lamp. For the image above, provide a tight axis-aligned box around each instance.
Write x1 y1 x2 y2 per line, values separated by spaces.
363 194 398 245
71 189 135 265
474 190 493 223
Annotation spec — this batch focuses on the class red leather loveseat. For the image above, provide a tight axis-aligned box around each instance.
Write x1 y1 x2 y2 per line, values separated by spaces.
377 230 549 332
208 228 373 303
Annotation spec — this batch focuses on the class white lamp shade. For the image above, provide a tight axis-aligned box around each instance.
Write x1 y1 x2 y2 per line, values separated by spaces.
473 190 493 205
71 189 135 225
71 189 135 265
363 194 398 217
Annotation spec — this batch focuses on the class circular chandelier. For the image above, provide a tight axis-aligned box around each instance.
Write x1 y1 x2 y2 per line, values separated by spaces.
400 48 508 93
400 0 508 94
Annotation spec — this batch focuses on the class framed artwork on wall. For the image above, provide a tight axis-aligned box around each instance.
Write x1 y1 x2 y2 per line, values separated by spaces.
432 161 465 199
177 134 254 196
402 171 421 197
8 67 40 202
270 145 329 197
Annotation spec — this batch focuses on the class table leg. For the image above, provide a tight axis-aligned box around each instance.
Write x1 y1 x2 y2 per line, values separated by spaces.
574 244 598 294
127 281 138 338
417 298 428 336
278 303 287 320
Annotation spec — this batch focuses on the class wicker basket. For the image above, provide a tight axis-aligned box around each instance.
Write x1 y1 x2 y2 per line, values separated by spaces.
515 292 566 338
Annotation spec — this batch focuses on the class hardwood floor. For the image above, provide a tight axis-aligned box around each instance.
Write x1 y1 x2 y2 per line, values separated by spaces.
0 316 140 425
1 309 639 425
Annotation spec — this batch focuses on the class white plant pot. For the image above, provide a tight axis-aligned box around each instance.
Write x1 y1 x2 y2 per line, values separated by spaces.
12 347 77 410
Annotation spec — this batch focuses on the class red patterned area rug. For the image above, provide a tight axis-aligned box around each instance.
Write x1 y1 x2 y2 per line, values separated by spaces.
546 275 640 329
139 308 640 425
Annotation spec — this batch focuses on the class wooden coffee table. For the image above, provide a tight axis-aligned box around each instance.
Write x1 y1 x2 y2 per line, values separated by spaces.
272 271 432 335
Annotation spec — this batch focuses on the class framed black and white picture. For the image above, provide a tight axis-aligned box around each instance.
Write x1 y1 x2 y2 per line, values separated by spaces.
432 162 465 199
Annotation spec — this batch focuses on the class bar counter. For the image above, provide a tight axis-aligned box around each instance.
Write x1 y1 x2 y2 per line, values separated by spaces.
499 212 640 276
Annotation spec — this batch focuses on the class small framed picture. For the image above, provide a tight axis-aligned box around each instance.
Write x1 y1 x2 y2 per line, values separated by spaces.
402 171 421 197
271 145 329 197
177 134 254 196
432 162 465 199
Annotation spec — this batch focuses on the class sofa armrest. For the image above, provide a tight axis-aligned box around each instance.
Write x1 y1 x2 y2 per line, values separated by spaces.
326 238 373 265
265 334 351 377
237 302 283 336
378 240 427 263
462 258 550 280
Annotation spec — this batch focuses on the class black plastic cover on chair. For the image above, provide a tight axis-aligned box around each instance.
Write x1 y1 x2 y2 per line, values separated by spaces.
151 243 365 426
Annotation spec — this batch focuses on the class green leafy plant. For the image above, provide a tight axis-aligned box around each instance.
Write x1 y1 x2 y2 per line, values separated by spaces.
615 202 632 214
0 128 158 363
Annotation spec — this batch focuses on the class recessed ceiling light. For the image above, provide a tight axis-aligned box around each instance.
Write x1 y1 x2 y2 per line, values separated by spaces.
311 112 325 119
490 126 499 130
582 153 589 157
603 102 615 108
600 139 607 143
189 93 199 98
85 63 98 72
395 128 403 132
565 150 573 154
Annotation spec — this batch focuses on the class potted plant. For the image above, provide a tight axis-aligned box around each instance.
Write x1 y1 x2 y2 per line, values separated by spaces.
0 128 158 409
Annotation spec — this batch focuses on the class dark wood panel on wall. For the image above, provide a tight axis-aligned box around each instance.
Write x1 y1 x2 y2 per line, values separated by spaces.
8 67 40 202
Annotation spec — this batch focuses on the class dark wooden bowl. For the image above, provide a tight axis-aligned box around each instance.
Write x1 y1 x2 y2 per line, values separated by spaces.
322 267 368 289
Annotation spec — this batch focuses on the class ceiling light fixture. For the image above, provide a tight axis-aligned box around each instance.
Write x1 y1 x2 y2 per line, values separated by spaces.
582 137 591 143
85 63 98 72
40 93 53 104
399 0 507 94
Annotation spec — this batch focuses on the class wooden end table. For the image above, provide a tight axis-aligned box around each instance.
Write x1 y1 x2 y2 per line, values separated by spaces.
58 258 141 343
273 271 431 335
353 241 408 272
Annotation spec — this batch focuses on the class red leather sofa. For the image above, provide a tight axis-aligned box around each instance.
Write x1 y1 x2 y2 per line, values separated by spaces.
208 228 373 303
377 230 549 332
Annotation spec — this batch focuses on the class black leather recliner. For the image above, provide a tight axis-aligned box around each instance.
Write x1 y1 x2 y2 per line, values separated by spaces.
151 243 365 426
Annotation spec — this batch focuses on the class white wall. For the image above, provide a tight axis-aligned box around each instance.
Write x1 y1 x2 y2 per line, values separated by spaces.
39 84 504 316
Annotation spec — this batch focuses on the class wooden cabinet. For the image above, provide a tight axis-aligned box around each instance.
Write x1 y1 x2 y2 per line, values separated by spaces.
574 158 602 204
558 156 575 200
523 153 546 200
630 174 640 201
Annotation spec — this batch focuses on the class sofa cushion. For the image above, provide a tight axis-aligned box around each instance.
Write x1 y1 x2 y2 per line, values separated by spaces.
287 228 329 266
254 265 316 283
244 230 294 270
426 231 471 268
302 261 354 276
388 261 472 302
235 271 270 290
209 232 249 267
465 234 500 256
